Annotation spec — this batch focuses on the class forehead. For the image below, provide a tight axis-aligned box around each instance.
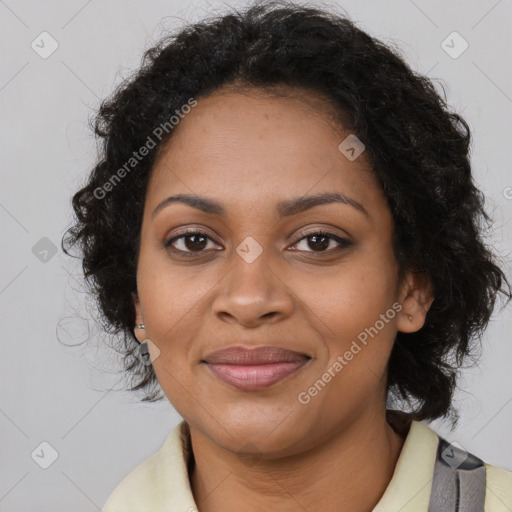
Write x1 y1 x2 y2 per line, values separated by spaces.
146 86 382 216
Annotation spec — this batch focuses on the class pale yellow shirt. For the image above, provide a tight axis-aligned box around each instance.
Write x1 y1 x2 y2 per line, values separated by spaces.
102 419 512 511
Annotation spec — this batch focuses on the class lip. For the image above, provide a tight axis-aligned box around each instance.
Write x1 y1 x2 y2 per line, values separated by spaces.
202 345 311 391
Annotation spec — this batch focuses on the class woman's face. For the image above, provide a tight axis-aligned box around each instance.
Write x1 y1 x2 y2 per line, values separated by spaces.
133 86 432 456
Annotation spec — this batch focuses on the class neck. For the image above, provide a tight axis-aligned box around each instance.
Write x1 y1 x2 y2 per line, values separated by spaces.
188 409 408 512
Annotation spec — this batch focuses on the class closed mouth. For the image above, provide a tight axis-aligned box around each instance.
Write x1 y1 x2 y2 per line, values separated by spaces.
202 345 311 391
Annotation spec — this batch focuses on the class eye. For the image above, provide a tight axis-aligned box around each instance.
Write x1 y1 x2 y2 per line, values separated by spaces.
164 228 352 257
164 229 219 255
290 230 352 255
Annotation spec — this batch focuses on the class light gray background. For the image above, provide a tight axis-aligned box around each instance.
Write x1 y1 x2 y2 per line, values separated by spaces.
1 0 511 510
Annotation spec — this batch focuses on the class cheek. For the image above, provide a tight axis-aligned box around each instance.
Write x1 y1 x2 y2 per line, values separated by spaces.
302 264 399 423
151 358 203 428
297 253 398 337
293 252 399 397
136 270 203 399
137 253 213 341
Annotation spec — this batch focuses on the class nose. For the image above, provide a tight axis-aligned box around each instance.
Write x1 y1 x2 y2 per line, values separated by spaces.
211 246 294 328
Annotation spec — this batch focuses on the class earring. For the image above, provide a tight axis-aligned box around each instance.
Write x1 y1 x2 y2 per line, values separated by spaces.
137 324 145 329
407 315 413 321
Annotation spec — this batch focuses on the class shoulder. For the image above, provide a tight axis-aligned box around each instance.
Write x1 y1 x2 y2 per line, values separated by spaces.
102 421 194 512
484 462 512 511
101 443 166 512
389 414 512 511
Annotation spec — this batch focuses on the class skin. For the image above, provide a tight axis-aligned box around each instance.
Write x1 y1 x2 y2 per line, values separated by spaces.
133 84 434 512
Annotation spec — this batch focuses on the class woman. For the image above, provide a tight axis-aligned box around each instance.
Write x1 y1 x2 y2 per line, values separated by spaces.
62 1 512 510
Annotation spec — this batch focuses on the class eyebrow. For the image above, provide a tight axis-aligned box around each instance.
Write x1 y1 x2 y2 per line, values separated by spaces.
152 191 369 220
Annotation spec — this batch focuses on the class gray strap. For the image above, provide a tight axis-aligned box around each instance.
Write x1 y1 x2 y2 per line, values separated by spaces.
428 436 486 512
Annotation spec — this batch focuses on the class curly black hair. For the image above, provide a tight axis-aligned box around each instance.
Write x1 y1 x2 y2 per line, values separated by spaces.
61 0 511 424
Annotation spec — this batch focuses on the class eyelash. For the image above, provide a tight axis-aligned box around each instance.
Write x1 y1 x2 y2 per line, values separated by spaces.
164 228 352 257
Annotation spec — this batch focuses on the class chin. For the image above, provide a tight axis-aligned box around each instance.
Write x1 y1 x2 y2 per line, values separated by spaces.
201 407 311 458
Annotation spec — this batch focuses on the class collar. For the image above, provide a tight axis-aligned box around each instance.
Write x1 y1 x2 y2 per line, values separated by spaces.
102 414 440 511
373 412 439 511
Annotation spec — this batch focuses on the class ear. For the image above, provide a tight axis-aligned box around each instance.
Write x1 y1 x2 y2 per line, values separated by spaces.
132 291 146 342
396 270 434 333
